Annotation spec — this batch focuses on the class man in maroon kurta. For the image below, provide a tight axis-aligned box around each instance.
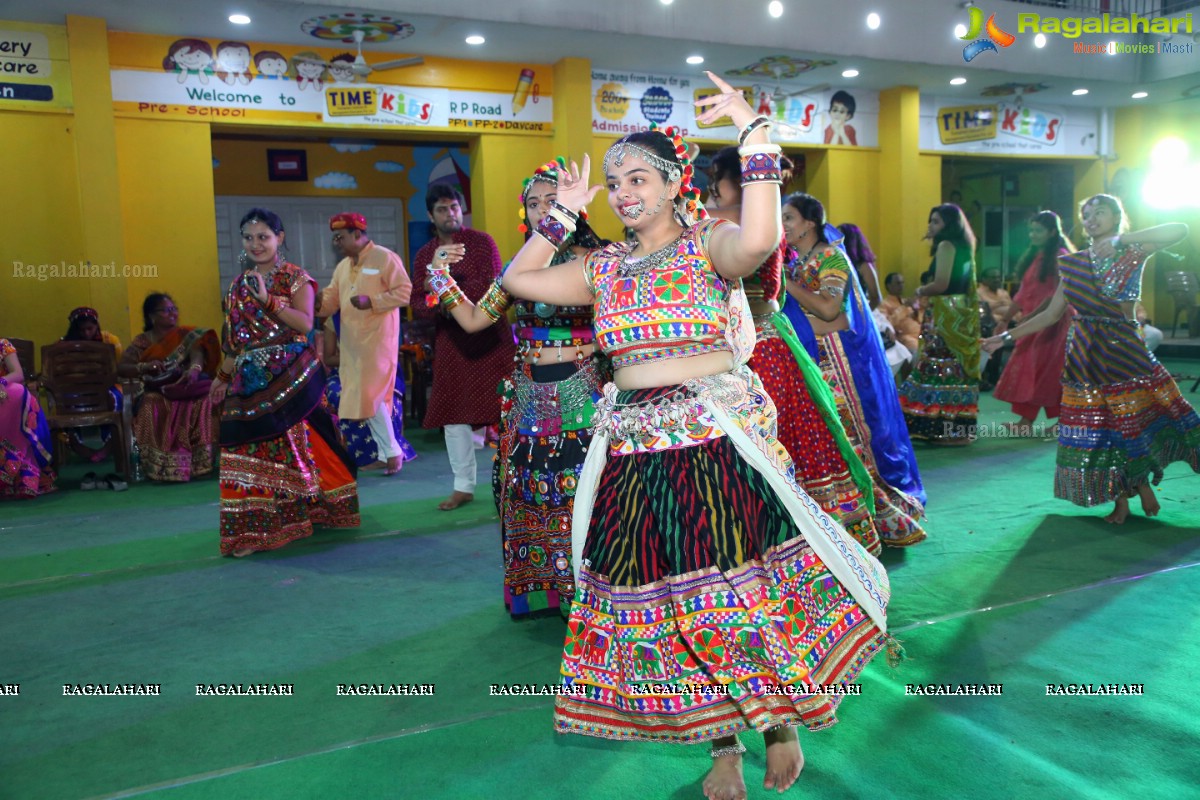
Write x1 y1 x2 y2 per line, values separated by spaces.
411 186 515 510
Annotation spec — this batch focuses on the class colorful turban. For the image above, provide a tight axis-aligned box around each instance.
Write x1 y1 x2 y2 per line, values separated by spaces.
329 212 367 232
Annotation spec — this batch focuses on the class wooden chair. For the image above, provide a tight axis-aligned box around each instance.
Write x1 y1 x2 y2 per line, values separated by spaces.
38 340 134 481
1166 271 1198 338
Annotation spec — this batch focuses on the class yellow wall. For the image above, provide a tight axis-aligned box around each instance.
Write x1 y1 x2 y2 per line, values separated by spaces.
0 112 90 351
471 134 555 261
807 147 881 252
115 118 222 334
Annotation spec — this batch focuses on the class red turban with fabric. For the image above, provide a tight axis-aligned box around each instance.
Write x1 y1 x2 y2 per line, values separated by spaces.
329 212 367 232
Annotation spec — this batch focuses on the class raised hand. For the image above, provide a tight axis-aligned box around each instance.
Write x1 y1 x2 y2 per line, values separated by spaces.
694 71 757 131
431 243 466 271
556 155 602 215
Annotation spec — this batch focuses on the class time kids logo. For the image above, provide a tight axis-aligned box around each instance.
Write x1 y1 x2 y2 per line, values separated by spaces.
959 7 1015 62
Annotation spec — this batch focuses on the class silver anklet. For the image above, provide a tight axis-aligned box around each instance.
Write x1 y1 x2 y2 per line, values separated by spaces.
710 742 747 758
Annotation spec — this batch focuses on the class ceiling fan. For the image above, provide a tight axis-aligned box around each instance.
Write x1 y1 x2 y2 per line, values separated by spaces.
331 30 424 78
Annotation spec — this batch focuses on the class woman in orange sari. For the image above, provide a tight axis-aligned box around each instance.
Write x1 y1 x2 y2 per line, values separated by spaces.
119 293 221 482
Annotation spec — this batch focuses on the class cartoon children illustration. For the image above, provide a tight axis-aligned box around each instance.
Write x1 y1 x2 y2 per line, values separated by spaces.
328 54 358 83
291 52 328 90
823 89 858 146
214 41 253 86
253 51 290 80
163 39 214 85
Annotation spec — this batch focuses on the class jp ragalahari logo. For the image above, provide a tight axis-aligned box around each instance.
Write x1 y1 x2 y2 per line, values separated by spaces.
959 7 1015 62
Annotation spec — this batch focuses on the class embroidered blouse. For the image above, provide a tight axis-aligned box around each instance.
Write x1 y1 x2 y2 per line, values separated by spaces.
1092 242 1150 301
221 262 315 356
586 218 734 370
786 244 852 307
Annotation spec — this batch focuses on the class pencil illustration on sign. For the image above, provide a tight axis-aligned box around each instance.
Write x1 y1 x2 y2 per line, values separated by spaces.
512 69 535 116
960 7 1015 62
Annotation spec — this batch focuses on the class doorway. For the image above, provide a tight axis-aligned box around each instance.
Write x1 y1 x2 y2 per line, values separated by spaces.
214 196 405 295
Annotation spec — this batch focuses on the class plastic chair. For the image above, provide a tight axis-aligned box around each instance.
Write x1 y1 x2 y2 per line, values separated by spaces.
39 340 135 481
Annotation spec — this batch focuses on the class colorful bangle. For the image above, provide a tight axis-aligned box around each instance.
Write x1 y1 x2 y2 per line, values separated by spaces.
477 279 511 323
738 115 771 146
536 212 574 250
740 150 784 186
428 270 466 311
216 367 233 383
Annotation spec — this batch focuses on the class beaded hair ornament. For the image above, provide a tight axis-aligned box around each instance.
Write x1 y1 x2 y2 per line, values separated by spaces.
602 124 707 227
517 157 587 234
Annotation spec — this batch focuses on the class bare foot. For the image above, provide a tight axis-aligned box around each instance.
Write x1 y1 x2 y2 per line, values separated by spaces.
438 490 474 511
232 547 254 558
1104 497 1130 524
383 455 403 476
1137 484 1160 517
703 741 747 800
763 726 804 794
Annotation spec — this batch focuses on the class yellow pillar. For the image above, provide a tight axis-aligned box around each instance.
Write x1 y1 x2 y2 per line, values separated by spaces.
66 15 130 341
878 86 938 284
470 134 553 261
552 58 594 164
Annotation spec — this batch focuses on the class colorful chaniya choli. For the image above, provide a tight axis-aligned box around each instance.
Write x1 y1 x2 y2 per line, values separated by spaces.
554 219 895 743
1054 245 1200 505
218 263 360 555
484 250 605 619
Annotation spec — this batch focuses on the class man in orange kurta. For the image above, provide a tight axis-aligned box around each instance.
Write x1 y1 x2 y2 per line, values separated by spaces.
317 213 413 474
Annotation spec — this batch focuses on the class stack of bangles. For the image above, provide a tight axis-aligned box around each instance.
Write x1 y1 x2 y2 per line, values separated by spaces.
428 269 467 312
739 114 772 146
535 201 578 249
740 143 784 186
476 282 508 323
1000 330 1014 343
262 294 284 314
215 366 233 383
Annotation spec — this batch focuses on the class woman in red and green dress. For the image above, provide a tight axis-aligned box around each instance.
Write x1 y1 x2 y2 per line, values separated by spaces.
210 208 360 557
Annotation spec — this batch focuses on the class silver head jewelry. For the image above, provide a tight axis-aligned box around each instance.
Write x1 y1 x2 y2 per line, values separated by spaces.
603 142 682 184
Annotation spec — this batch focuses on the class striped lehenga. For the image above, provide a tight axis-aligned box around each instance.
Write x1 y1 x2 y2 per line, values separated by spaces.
1054 247 1200 505
554 220 892 743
